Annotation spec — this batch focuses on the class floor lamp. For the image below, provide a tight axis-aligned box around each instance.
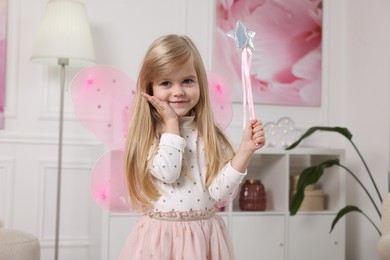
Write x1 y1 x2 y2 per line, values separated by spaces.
30 1 96 259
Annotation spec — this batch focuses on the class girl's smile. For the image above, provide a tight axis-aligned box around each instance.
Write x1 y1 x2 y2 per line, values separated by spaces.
169 100 188 105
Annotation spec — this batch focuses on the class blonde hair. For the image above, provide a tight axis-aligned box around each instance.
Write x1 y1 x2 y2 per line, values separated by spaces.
125 34 234 211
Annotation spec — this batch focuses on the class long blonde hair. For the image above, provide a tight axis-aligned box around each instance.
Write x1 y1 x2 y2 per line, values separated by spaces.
125 34 234 210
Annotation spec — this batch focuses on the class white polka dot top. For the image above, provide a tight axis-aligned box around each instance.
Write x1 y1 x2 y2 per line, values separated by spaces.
149 115 247 212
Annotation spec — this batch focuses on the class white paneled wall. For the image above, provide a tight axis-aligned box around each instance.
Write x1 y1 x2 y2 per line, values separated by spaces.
0 0 389 260
0 157 14 227
1 0 105 259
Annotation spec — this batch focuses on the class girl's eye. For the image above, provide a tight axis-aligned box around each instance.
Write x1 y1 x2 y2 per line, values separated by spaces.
183 79 194 84
160 81 172 87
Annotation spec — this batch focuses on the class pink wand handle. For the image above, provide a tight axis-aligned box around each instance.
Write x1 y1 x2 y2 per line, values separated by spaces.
241 47 255 128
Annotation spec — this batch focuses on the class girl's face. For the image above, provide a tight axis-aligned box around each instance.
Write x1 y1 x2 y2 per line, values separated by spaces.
152 62 200 117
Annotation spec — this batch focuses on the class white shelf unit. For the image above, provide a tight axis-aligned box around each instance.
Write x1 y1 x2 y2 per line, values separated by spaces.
101 148 346 260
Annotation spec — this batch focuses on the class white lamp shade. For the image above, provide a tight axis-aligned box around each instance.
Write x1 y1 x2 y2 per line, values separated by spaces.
31 0 96 67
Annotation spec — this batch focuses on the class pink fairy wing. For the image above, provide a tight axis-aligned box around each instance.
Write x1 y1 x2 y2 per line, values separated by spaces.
90 148 134 213
71 65 136 213
207 71 233 129
71 65 136 148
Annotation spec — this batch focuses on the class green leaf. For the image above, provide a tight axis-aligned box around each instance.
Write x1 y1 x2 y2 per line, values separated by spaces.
330 205 381 236
330 205 362 233
290 159 340 215
286 126 353 150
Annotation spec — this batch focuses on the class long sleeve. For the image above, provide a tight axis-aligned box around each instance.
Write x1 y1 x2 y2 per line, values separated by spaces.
208 162 247 203
149 133 186 183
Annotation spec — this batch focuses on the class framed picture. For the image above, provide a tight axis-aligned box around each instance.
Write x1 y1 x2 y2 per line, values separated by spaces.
215 0 322 106
0 0 6 128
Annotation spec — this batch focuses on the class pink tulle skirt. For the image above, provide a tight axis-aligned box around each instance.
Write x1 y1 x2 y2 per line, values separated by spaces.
120 210 235 260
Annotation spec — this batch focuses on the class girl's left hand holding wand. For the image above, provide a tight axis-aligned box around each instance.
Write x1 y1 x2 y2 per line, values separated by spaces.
231 119 265 173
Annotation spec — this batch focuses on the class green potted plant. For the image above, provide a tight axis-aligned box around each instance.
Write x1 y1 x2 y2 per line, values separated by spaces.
286 126 383 235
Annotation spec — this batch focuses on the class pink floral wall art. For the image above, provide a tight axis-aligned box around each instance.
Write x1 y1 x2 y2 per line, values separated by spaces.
216 0 322 106
0 0 6 128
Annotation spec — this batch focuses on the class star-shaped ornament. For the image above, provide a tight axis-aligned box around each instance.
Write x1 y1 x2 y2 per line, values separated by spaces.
227 20 256 50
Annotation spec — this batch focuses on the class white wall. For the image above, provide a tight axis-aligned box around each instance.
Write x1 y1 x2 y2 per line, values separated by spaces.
0 0 389 259
344 0 390 259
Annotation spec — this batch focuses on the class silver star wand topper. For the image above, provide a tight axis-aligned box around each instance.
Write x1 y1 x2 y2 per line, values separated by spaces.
227 20 256 50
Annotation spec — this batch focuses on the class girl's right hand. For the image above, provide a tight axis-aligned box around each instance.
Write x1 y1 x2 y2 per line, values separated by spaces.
141 92 180 134
141 92 178 121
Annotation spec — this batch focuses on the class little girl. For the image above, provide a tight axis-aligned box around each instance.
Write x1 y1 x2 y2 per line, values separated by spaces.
120 34 265 260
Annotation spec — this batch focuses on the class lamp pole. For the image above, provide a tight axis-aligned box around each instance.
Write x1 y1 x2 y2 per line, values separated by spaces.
54 58 68 260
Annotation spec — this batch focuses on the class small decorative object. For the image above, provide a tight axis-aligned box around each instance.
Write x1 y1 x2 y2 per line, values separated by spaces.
290 175 325 211
239 179 266 211
264 117 302 148
299 189 325 211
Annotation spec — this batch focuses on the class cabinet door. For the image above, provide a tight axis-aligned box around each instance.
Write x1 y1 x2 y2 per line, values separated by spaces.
288 215 340 260
231 215 285 260
106 215 139 260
